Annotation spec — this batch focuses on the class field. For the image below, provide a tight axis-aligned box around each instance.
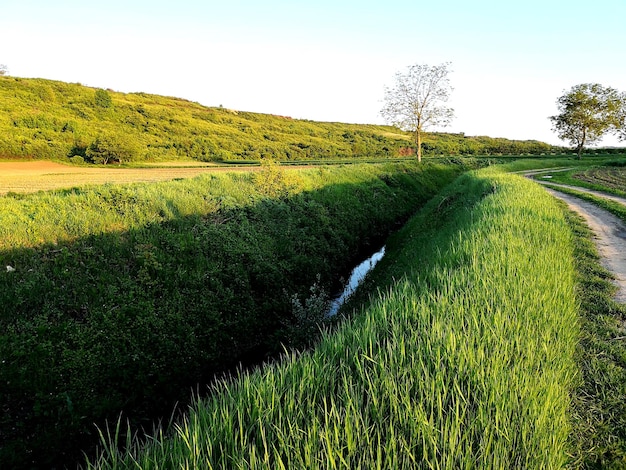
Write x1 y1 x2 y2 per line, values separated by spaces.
571 165 626 196
540 162 626 198
0 159 477 468
86 167 580 469
3 155 626 468
526 160 626 466
0 161 268 195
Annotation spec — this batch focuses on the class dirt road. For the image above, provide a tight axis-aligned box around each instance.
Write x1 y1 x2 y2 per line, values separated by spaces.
534 180 626 303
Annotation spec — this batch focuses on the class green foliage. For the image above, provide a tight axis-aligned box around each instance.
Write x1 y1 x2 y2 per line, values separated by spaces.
0 76 558 163
550 83 624 158
86 133 140 164
94 88 113 108
85 169 579 469
0 161 471 468
253 158 303 198
286 276 331 349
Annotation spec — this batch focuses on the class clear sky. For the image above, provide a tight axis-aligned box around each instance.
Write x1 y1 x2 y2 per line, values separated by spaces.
2 0 625 146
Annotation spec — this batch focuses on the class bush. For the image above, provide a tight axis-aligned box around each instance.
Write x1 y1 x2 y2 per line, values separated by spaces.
86 133 140 164
94 89 112 108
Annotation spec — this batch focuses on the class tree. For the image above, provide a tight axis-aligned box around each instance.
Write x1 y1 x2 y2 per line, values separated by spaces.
86 133 140 165
549 83 623 159
381 63 454 162
0 64 7 76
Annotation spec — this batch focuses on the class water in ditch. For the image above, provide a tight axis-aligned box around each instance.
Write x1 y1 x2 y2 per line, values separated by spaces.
327 245 386 316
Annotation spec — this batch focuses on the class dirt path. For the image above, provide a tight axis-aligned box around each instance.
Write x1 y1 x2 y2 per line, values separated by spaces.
533 181 626 303
537 180 626 206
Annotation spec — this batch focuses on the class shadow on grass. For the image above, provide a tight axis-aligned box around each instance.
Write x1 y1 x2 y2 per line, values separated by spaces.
0 165 460 469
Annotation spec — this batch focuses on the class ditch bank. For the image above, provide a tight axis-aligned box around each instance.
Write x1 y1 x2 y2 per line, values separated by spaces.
87 168 579 469
0 160 482 469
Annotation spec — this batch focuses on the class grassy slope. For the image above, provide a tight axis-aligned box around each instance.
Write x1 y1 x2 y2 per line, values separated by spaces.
0 76 555 162
0 161 472 469
87 168 579 469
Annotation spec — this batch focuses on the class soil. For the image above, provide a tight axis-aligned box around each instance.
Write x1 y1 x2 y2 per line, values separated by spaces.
530 177 626 303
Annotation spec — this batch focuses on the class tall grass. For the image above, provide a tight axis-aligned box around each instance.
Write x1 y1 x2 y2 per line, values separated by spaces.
87 168 579 469
1 161 472 468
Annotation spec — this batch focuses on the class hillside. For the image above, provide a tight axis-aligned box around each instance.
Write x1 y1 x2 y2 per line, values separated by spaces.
0 76 555 163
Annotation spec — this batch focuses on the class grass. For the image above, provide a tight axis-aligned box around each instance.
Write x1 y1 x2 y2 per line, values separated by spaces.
525 158 626 466
0 76 556 163
86 168 579 469
545 162 626 199
562 202 626 468
0 160 270 195
0 160 474 469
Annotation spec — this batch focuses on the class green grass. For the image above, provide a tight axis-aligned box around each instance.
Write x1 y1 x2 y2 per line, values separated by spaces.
0 76 557 163
497 155 626 174
0 160 475 469
86 168 579 469
528 159 626 466
545 162 626 199
562 202 626 468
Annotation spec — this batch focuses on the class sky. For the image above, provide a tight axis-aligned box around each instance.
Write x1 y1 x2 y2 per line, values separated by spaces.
2 0 625 146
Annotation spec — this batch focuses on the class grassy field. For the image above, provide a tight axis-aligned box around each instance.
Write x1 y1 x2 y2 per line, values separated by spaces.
545 162 626 198
0 160 476 468
85 168 580 469
563 204 626 467
521 157 626 466
0 161 270 195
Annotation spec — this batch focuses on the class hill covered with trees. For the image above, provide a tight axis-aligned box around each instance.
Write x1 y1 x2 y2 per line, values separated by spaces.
0 77 556 163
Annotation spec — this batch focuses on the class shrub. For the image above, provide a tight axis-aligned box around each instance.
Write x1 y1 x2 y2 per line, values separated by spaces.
94 89 112 108
86 133 140 164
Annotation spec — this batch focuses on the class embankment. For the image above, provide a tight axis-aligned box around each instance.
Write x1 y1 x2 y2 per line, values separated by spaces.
0 160 473 468
87 168 579 469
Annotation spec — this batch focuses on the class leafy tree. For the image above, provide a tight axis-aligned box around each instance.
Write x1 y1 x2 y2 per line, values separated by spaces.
86 133 140 164
381 63 454 162
549 83 623 159
0 64 7 76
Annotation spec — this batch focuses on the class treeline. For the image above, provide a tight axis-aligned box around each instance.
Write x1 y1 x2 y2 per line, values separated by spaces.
0 76 557 163
423 132 560 156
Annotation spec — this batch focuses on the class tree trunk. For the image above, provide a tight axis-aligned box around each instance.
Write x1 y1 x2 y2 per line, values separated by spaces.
415 129 422 163
577 130 586 160
576 145 583 160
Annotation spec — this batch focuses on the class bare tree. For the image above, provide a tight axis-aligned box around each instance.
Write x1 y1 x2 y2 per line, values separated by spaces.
381 63 454 162
549 83 623 159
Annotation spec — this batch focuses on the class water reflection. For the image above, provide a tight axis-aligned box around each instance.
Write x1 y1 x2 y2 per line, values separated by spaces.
328 246 386 316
